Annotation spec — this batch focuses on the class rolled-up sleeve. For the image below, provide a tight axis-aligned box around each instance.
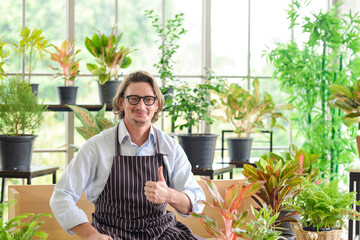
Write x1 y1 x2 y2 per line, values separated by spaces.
165 141 205 216
49 142 97 232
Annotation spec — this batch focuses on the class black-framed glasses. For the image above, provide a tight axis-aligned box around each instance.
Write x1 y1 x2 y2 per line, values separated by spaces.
123 95 157 106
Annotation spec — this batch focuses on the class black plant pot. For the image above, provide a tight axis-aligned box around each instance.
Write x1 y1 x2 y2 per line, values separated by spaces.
277 209 301 236
31 83 39 98
57 86 78 105
0 135 37 170
177 134 218 169
227 137 253 162
98 81 121 105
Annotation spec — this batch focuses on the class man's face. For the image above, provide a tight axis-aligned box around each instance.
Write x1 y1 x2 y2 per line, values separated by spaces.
120 82 158 127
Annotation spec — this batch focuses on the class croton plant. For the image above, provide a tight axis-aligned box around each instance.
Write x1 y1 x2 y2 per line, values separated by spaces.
190 177 264 240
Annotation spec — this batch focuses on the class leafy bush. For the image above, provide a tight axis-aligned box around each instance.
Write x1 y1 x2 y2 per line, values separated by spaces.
285 179 360 231
0 76 47 136
0 201 51 240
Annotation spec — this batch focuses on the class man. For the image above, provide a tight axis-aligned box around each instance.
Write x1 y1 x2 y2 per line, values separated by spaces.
50 70 205 240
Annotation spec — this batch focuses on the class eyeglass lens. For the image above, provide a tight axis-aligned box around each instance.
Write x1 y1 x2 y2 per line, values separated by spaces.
124 95 157 106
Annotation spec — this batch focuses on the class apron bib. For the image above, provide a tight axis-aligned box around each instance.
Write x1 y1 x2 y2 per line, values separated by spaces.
92 124 198 240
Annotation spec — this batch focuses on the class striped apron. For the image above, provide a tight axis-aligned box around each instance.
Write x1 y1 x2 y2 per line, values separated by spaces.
92 124 199 240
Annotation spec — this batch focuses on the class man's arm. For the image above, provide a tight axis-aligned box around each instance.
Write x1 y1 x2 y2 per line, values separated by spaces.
71 223 113 240
144 166 192 214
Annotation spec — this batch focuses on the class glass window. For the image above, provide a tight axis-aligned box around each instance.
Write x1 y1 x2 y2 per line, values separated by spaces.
26 1 66 73
0 1 22 73
250 0 290 77
212 0 249 76
170 0 202 76
118 0 161 74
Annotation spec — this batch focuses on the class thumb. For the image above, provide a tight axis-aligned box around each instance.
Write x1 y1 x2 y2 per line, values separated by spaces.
157 166 165 182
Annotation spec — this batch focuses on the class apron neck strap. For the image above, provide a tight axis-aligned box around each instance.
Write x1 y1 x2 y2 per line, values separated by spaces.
115 123 161 156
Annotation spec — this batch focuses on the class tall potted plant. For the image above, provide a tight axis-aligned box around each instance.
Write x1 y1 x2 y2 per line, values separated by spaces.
212 73 291 164
48 39 81 104
0 76 47 170
145 10 187 107
85 27 133 105
10 27 50 96
168 74 225 169
267 0 360 177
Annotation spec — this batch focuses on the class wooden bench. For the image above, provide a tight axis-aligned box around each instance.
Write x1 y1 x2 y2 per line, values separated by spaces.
8 180 256 239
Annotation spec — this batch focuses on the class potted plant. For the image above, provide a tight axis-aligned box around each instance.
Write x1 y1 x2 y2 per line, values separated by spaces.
168 74 225 169
267 0 360 178
0 200 51 239
10 27 50 96
211 72 292 164
244 205 286 240
190 177 264 240
48 39 81 105
287 178 360 240
67 104 116 140
85 27 133 105
145 10 187 108
0 37 9 79
242 145 321 237
0 76 47 170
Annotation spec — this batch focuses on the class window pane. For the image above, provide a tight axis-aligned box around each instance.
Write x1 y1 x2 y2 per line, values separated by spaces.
26 1 65 74
0 1 22 73
75 0 116 74
170 0 202 76
250 0 290 77
118 0 161 74
212 0 249 76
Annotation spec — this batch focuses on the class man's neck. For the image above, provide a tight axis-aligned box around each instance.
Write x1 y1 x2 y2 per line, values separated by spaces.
124 121 151 146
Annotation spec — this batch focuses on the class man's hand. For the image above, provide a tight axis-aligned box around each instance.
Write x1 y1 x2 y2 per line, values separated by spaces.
71 223 113 240
144 166 170 204
87 233 113 240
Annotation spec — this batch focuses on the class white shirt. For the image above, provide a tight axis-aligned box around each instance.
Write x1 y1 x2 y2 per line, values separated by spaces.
50 120 205 232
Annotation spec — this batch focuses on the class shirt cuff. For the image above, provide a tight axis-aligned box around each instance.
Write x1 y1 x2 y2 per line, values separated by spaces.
57 207 89 233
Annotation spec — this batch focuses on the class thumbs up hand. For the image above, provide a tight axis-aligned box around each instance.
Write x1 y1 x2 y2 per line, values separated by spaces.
144 166 170 204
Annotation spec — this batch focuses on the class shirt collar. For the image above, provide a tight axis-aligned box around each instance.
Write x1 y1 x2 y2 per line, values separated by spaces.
118 119 155 145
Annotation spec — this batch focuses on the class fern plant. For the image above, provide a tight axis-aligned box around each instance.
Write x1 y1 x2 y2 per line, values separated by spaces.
0 201 51 240
285 179 360 231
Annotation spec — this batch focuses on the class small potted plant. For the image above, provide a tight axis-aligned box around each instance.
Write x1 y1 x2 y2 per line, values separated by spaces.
85 27 133 104
211 72 292 164
242 145 321 237
168 73 225 169
10 27 50 96
67 104 116 140
0 76 47 170
190 177 264 240
244 205 286 240
48 39 81 104
287 178 360 240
